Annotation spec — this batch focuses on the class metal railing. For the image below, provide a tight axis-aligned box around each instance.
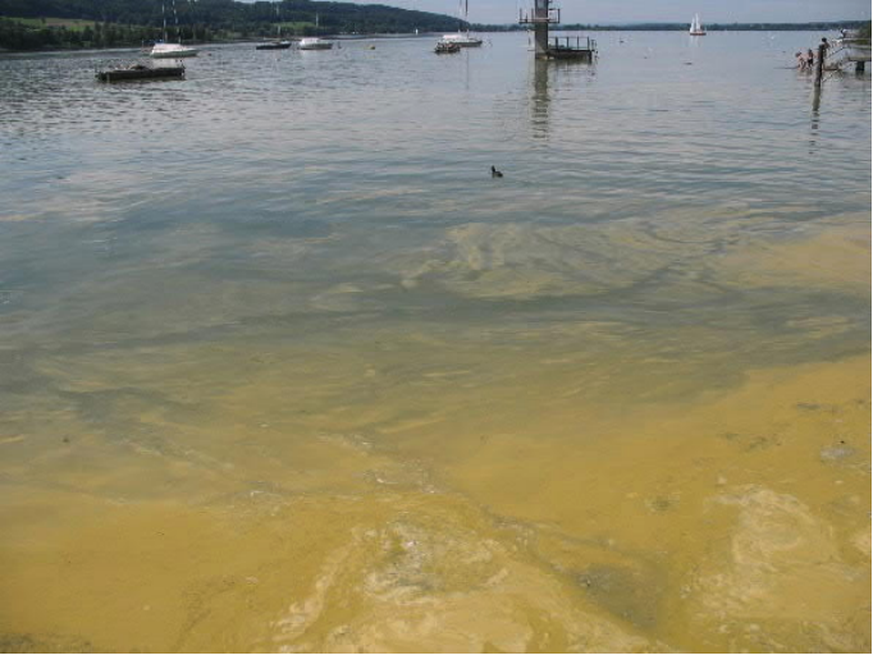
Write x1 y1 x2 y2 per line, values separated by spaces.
550 35 595 52
519 7 560 24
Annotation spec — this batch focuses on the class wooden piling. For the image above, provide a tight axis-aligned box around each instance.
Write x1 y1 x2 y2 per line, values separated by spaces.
814 42 826 87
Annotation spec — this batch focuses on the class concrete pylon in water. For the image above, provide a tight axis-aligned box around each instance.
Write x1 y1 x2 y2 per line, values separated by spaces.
519 0 596 61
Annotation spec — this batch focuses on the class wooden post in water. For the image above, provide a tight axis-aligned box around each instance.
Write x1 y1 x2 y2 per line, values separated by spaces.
814 42 826 87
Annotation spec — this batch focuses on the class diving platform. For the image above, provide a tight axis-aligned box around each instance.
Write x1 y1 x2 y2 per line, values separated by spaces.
519 0 596 61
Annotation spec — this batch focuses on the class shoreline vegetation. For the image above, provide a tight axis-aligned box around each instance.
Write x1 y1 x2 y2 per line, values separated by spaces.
0 0 465 51
0 0 868 53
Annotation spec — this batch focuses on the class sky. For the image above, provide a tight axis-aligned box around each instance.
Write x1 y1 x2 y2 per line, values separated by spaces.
345 0 872 24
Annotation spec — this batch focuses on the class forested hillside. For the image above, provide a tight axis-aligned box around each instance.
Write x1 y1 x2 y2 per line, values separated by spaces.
0 0 464 50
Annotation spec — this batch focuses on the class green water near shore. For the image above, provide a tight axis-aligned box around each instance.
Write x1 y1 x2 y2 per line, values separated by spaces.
0 31 869 651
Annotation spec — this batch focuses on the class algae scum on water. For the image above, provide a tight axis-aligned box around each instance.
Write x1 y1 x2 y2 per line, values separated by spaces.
0 31 870 652
0 219 868 653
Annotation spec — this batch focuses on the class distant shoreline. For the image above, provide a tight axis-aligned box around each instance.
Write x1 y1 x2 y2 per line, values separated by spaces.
0 32 446 54
0 22 867 55
471 20 868 33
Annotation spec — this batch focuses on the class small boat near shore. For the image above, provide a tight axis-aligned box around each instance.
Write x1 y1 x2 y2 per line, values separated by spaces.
689 13 706 36
96 61 185 82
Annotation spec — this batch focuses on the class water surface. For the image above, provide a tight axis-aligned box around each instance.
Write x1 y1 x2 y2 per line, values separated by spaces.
0 31 870 652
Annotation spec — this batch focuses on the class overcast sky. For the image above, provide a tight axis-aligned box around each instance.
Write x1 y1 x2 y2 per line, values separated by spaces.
352 0 871 24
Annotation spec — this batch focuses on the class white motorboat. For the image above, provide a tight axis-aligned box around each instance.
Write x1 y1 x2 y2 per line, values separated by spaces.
689 14 706 36
150 42 199 58
298 37 333 50
442 0 482 47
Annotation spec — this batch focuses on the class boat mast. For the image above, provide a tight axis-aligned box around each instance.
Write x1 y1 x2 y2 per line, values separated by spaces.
162 0 168 42
172 0 181 43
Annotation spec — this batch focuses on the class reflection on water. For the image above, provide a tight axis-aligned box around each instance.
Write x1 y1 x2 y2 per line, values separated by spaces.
530 55 598 139
532 59 552 138
0 31 870 652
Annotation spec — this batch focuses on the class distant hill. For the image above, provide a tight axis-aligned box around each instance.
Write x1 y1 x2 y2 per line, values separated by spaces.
0 0 465 50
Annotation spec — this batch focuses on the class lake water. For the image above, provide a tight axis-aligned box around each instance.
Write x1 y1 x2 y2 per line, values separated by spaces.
0 31 869 652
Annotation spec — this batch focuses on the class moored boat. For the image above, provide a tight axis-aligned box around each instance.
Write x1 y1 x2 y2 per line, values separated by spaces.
442 0 483 47
257 3 292 50
440 32 483 47
435 40 461 54
298 37 333 50
97 62 185 82
256 40 292 50
150 0 198 58
150 42 199 58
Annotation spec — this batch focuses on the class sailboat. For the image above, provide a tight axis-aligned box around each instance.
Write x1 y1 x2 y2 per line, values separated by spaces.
440 0 482 47
298 12 334 50
151 0 198 57
689 13 706 36
257 3 292 49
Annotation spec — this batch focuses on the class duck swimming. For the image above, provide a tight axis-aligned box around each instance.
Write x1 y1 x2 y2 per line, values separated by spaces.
491 166 503 178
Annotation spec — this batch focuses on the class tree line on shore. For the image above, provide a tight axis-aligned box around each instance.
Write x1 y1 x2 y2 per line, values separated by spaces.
1 0 868 52
0 0 465 50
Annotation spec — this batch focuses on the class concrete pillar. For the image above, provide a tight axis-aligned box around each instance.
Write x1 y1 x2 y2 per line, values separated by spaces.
534 0 549 59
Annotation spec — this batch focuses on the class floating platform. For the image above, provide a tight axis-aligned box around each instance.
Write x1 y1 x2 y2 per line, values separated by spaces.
96 63 185 82
544 35 596 61
256 41 292 50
